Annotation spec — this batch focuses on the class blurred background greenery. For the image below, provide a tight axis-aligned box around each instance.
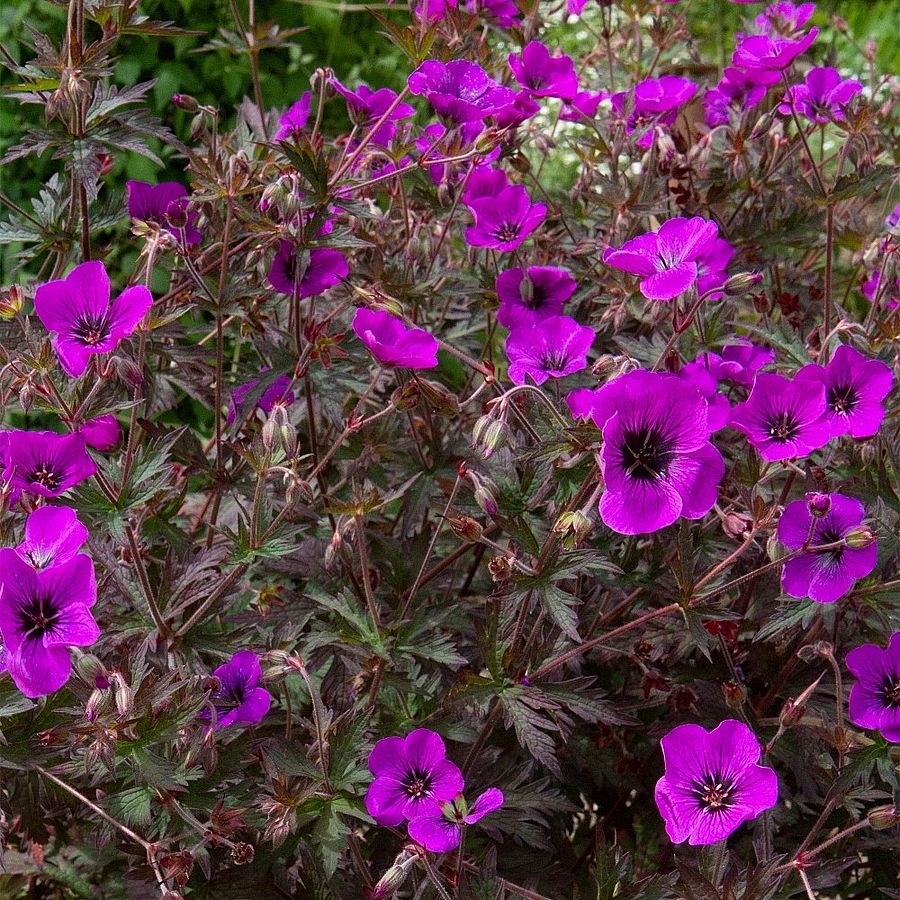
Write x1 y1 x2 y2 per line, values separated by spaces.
0 0 896 280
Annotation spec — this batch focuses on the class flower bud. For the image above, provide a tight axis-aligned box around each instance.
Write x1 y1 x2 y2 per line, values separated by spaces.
165 198 189 230
722 680 746 708
19 383 34 414
479 420 509 459
261 416 280 453
231 842 255 865
0 285 23 318
417 379 459 417
110 672 134 718
391 379 420 410
472 478 499 517
114 356 144 387
280 424 298 459
805 492 831 517
867 804 900 830
75 653 109 688
448 515 483 542
373 850 416 898
722 512 753 539
488 556 511 582
723 272 763 297
552 510 592 549
779 697 805 727
85 689 105 722
844 526 876 549
172 93 200 112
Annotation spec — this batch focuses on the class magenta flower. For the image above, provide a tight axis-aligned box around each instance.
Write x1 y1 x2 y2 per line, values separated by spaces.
206 650 272 729
846 634 900 743
16 505 88 570
226 374 296 426
696 238 736 298
729 372 830 461
796 345 893 439
717 341 776 388
408 788 504 853
468 0 521 27
465 185 546 252
754 2 816 36
494 92 541 130
565 387 596 423
353 308 439 370
590 370 724 535
778 493 877 604
274 92 312 141
126 181 201 245
407 60 515 124
655 720 778 846
508 42 578 100
779 67 862 123
365 728 465 826
463 166 509 205
34 261 153 378
1 431 96 502
268 242 348 299
415 0 457 22
496 266 577 329
704 67 780 126
676 362 731 431
602 217 720 301
505 316 594 386
330 78 416 147
560 90 606 122
731 27 818 70
80 414 122 451
0 549 98 698
614 76 698 147
863 270 900 310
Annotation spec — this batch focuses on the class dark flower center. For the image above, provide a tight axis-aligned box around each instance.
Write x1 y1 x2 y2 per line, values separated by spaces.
494 222 521 243
16 592 61 640
620 427 676 481
691 774 737 813
28 465 61 492
525 74 546 90
826 383 859 415
523 286 548 310
404 767 433 800
72 312 111 347
766 411 800 442
539 349 571 371
882 677 900 708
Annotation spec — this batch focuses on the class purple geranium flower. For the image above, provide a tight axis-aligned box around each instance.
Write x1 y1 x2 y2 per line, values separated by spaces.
34 261 153 378
1 431 96 502
330 78 416 147
590 370 724 535
463 166 509 205
846 633 900 743
415 0 457 21
779 67 862 123
408 60 515 124
207 650 272 729
778 493 877 604
353 308 439 369
268 242 348 299
505 315 594 386
496 266 577 329
494 92 541 130
602 217 720 301
717 341 776 388
704 67 781 126
465 185 546 252
796 345 893 439
614 77 698 148
508 42 578 100
274 92 312 142
655 720 778 845
0 549 98 698
126 181 202 245
676 362 731 431
16 505 88 570
365 728 465 826
754 2 816 36
729 372 830 461
731 27 818 70
560 90 607 122
80 414 122 451
226 373 296 426
467 0 521 27
696 238 736 298
408 787 504 852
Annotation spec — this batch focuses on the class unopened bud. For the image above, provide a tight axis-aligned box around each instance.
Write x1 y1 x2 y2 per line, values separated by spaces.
165 198 189 230
172 93 200 112
19 383 34 414
448 515 483 542
373 850 416 898
722 680 746 708
473 483 499 517
845 526 876 549
391 380 420 410
867 804 900 830
479 420 509 459
805 492 831 517
110 673 134 717
280 424 298 458
85 689 105 722
114 356 144 387
417 379 459 417
261 416 279 453
0 285 23 318
75 653 109 688
723 272 763 297
722 512 753 539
